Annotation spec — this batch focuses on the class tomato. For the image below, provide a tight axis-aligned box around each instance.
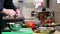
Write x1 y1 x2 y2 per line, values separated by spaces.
27 21 35 29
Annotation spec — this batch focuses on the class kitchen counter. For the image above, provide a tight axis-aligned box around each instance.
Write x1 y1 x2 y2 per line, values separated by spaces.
34 30 60 34
34 33 40 34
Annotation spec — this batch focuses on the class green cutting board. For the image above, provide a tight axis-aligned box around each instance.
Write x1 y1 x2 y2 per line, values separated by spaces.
2 28 33 34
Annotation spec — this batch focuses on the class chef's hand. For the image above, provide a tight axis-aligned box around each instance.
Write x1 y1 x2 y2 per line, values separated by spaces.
15 9 20 17
2 8 16 17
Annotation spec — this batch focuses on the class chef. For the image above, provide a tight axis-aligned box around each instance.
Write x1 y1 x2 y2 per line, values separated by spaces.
0 0 20 34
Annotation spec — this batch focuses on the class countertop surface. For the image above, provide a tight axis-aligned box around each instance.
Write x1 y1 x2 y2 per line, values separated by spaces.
34 30 60 34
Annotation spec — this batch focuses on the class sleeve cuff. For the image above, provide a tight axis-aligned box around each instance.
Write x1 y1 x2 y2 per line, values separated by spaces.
0 7 3 12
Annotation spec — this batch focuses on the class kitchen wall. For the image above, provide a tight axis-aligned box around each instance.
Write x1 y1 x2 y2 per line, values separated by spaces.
49 0 60 23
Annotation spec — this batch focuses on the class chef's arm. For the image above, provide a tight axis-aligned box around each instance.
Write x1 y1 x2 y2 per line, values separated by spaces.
4 0 17 11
